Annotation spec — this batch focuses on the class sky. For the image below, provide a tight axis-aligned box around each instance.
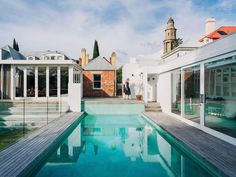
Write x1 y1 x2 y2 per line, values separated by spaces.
0 0 235 64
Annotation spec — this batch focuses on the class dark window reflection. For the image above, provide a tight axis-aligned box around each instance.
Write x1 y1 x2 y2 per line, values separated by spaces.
49 67 57 97
27 67 35 97
38 67 46 97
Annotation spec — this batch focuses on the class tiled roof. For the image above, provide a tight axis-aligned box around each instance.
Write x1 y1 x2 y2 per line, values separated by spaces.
83 56 115 70
199 26 236 42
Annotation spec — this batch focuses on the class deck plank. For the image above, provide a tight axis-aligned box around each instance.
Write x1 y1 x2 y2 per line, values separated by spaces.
0 112 84 177
143 112 236 177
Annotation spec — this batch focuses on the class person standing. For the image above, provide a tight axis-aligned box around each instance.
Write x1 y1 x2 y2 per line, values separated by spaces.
123 78 131 99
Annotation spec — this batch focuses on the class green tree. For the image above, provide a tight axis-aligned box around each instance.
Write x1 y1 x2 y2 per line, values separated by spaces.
13 38 19 51
16 42 19 51
116 66 122 83
92 40 100 59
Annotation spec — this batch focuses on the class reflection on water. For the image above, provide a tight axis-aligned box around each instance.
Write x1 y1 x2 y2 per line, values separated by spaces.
35 115 216 177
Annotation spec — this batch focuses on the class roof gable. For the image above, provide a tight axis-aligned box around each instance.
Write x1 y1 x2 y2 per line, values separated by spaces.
84 56 115 70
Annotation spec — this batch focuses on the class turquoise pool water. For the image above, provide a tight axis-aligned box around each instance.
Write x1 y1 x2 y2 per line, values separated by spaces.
34 114 219 177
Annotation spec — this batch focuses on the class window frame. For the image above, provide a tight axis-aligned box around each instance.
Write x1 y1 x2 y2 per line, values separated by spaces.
93 73 102 90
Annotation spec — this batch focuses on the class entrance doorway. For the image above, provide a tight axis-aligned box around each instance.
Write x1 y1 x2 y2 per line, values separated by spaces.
147 74 157 102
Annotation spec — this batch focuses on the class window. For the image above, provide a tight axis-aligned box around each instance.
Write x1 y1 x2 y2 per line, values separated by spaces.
44 56 49 60
28 56 34 60
61 67 68 95
38 67 46 97
51 56 55 60
26 67 35 97
49 67 57 97
93 74 101 89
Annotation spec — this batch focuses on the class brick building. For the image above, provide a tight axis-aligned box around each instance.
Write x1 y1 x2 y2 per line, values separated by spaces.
80 49 116 97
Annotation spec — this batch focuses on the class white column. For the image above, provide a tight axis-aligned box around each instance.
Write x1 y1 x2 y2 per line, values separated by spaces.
200 63 205 127
35 67 38 98
69 65 73 84
46 66 49 97
24 67 27 98
10 65 15 99
80 71 83 98
1 64 4 99
143 71 148 103
181 68 185 118
57 66 61 98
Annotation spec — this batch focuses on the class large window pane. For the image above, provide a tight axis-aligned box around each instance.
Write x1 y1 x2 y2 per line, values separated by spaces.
15 66 24 97
27 67 35 97
0 65 1 99
183 65 200 123
171 69 181 115
61 67 68 95
38 67 46 97
205 57 236 138
49 67 57 97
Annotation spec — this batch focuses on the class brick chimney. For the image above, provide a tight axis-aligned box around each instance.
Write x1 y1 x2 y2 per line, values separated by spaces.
85 53 89 65
110 52 116 68
81 48 86 68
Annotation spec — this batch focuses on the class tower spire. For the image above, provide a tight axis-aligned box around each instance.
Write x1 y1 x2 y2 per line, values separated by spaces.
163 17 177 54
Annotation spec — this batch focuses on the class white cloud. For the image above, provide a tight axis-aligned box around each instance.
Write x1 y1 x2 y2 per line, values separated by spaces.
0 0 235 65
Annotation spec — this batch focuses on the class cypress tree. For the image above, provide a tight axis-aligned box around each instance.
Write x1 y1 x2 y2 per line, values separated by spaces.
16 42 19 51
13 38 17 50
13 38 20 51
92 40 100 59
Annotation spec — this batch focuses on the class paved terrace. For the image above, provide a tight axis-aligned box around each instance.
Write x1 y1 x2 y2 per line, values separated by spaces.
143 112 236 177
0 112 84 177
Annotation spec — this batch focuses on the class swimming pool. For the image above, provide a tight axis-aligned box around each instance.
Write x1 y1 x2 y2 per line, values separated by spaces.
33 114 220 177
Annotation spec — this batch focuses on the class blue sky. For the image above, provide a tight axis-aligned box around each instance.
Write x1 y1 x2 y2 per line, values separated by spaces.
0 0 235 64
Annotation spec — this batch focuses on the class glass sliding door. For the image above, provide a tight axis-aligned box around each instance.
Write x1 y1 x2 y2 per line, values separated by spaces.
15 66 24 97
26 67 35 97
183 65 200 123
171 69 181 115
204 57 236 138
61 67 68 96
38 67 46 97
49 67 57 97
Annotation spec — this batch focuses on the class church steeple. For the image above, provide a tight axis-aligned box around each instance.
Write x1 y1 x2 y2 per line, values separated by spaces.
163 17 177 54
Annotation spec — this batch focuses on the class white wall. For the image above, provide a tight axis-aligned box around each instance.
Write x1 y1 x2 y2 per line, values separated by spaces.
68 83 81 112
122 62 141 99
157 72 171 113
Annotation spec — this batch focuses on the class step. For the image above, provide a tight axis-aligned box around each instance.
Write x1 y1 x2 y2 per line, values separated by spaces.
145 108 162 112
145 102 161 108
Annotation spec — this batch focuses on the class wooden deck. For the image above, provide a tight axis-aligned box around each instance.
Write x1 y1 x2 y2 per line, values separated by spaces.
143 112 236 177
0 112 84 177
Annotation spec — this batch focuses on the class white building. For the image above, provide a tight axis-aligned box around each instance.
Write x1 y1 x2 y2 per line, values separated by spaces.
0 46 82 111
123 18 236 145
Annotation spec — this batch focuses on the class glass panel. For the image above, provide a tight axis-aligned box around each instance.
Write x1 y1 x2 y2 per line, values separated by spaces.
49 67 57 97
27 67 35 97
38 67 46 97
171 69 181 115
15 66 24 97
183 65 200 123
61 67 68 95
0 64 1 99
205 58 236 138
